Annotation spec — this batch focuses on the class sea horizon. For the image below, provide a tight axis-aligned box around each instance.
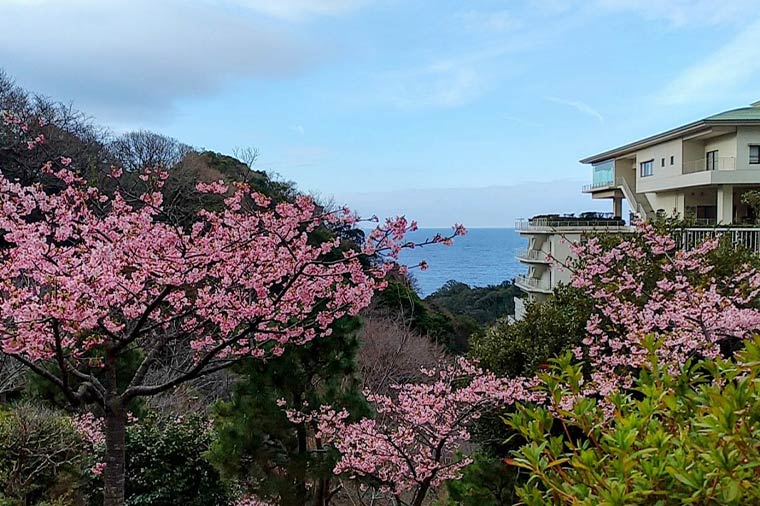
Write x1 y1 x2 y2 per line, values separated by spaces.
397 228 527 297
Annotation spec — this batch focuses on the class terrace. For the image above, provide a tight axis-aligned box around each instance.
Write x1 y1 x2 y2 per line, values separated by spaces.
515 212 628 231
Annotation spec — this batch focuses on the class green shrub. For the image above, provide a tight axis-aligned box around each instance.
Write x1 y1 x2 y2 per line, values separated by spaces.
445 452 521 506
425 280 523 326
0 403 88 506
124 415 229 506
506 336 760 506
469 285 592 378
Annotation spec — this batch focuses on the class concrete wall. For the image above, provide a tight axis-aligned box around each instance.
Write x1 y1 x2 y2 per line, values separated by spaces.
736 126 760 170
635 138 683 186
615 158 636 189
683 139 704 166
704 133 737 159
549 232 579 286
647 191 684 216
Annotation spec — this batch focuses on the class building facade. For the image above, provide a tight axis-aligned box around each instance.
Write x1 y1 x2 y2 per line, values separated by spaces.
513 216 630 320
581 102 760 224
513 102 760 320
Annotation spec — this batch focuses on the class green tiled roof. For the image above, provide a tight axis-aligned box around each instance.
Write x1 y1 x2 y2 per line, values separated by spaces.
581 102 760 164
706 104 760 121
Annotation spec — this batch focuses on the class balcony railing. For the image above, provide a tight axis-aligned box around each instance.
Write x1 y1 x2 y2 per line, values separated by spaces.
515 275 552 292
674 227 760 254
582 180 616 192
515 217 627 230
682 156 736 174
516 249 550 262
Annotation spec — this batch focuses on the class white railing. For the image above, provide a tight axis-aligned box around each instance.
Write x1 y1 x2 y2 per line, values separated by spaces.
582 180 615 192
676 227 760 254
515 275 552 292
516 249 550 262
515 218 627 230
682 156 736 174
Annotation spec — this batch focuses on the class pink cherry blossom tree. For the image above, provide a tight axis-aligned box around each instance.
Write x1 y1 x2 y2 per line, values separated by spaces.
288 358 539 506
567 223 760 396
0 113 464 506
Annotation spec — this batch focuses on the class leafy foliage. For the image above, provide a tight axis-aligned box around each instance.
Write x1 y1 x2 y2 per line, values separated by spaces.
124 415 229 506
445 452 521 506
376 278 478 354
469 285 592 378
210 317 369 506
507 337 760 506
425 280 523 326
0 403 88 505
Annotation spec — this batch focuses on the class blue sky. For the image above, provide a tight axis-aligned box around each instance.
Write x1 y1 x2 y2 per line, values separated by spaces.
2 0 760 226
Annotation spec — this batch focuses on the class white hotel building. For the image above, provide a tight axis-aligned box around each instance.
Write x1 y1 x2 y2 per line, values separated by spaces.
514 102 760 320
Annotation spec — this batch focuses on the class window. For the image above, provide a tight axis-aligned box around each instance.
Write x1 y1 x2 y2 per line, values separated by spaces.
592 160 614 187
751 145 760 165
640 159 654 177
670 155 675 165
661 158 665 167
706 150 718 171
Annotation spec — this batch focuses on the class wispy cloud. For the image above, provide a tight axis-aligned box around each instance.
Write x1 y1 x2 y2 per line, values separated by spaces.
291 124 306 135
595 0 760 27
658 18 760 105
545 96 604 124
219 0 372 20
378 60 486 109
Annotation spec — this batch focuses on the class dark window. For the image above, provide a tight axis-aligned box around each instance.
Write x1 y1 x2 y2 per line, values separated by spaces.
751 145 760 164
670 155 675 165
706 150 718 171
661 158 665 167
640 159 654 177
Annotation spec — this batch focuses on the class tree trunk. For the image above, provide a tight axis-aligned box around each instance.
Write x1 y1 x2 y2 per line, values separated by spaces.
294 417 308 506
411 482 431 506
102 398 127 506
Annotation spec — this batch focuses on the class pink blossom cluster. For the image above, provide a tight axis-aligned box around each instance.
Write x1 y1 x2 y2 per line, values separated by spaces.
71 412 106 446
289 358 539 498
0 159 453 365
570 223 760 394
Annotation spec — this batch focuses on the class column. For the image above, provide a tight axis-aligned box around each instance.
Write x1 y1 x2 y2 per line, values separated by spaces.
613 196 623 218
674 193 685 219
717 185 734 225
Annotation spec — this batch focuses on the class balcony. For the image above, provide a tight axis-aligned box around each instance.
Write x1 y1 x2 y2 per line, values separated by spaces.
515 214 627 231
515 274 552 293
582 179 617 193
516 248 551 263
683 156 736 174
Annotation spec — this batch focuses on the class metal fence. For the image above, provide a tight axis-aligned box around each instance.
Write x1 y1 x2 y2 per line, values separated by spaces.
674 227 760 253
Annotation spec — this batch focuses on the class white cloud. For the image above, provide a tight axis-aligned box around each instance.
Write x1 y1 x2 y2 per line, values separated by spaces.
595 0 760 27
217 0 371 20
545 97 604 124
0 0 319 122
658 18 760 105
292 125 306 135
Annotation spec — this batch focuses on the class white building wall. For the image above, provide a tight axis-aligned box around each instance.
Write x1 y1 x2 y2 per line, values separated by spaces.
635 138 683 186
736 126 760 171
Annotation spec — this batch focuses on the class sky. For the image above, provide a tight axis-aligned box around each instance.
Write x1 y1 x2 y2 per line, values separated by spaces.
2 0 760 226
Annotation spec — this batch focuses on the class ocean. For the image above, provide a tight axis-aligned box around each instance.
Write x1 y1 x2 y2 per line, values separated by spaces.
396 228 527 297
